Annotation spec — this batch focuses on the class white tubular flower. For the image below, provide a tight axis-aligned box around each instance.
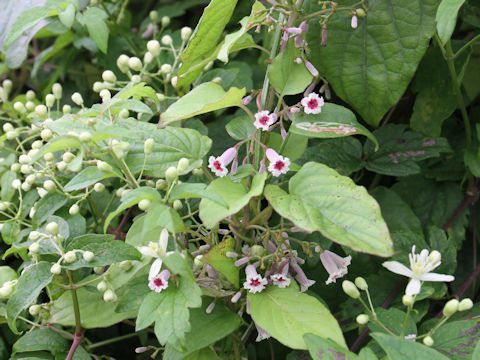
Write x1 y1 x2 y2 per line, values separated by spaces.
255 322 271 342
266 148 290 177
382 246 455 296
290 259 315 292
208 147 236 177
319 250 352 284
148 269 171 293
270 263 291 288
243 264 268 294
254 110 277 131
301 92 324 114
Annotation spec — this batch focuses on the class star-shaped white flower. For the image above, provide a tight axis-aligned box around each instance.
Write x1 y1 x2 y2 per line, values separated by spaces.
254 110 277 131
382 246 454 296
266 148 290 177
301 92 324 114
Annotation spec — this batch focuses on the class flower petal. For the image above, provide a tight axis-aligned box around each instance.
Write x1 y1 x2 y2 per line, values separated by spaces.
420 272 454 282
405 278 421 296
382 261 413 278
159 228 169 255
149 258 163 280
137 246 156 258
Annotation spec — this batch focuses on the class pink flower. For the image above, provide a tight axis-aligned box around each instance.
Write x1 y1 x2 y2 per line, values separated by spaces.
255 323 271 342
301 92 324 114
231 291 242 303
243 264 268 293
285 27 303 34
351 15 358 29
208 147 236 177
242 95 253 105
266 148 290 177
290 259 315 292
254 110 277 131
305 61 319 77
148 269 170 293
319 250 352 284
270 263 291 288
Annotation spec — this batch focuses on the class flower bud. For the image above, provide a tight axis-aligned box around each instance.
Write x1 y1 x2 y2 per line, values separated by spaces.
94 183 105 192
144 138 155 155
193 168 204 177
3 123 14 132
62 152 75 164
102 70 117 84
103 289 117 302
2 80 12 93
355 277 368 291
117 54 130 73
64 251 77 263
35 105 48 118
131 75 141 83
43 180 56 192
12 179 22 189
92 81 105 92
177 158 189 172
63 104 72 114
171 76 178 88
138 199 151 211
100 89 111 102
29 231 41 241
128 57 143 71
147 40 161 57
19 154 30 164
342 280 360 299
351 14 358 29
165 166 177 182
29 304 41 316
250 245 265 257
156 179 167 190
57 161 67 171
21 182 31 191
161 16 170 27
181 27 192 41
25 101 35 111
212 77 222 84
119 260 132 271
97 161 113 173
50 263 62 275
52 83 62 99
71 92 84 106
45 94 55 108
194 255 204 268
97 281 107 292
0 284 14 297
69 204 80 215
160 64 172 74
29 242 40 253
83 251 94 262
149 10 158 20
6 130 18 140
14 101 27 114
144 51 153 65
26 90 36 100
46 221 59 235
94 266 103 274
356 314 369 325
356 8 366 18
423 336 434 347
402 294 415 307
135 347 148 354
41 128 53 141
459 298 473 312
161 35 173 46
173 200 183 210
443 299 459 317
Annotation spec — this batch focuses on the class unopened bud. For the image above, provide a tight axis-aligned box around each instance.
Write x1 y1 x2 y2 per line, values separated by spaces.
45 94 55 108
63 104 72 114
103 289 117 302
29 304 42 316
13 102 26 114
119 260 132 271
423 336 434 347
165 166 177 182
97 161 113 173
26 90 36 100
173 200 183 210
12 179 22 189
356 314 369 325
69 204 80 215
402 294 415 307
147 40 161 57
156 179 167 190
71 92 84 106
351 14 358 29
342 280 360 299
181 27 192 41
29 242 40 253
161 35 173 46
97 281 107 292
94 182 105 192
43 180 56 192
443 299 459 317
177 157 189 172
138 199 151 211
144 138 155 155
46 222 59 235
102 70 117 84
83 251 94 262
160 64 172 74
459 298 473 311
100 89 111 102
354 277 368 291
117 54 130 73
356 8 366 18
52 83 62 99
64 251 77 263
250 245 265 257
161 16 170 27
128 57 143 71
192 168 204 177
50 263 62 275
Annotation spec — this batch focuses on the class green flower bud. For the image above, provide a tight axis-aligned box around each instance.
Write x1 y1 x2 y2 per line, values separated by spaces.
459 298 473 312
355 277 368 291
11 179 21 189
52 83 62 99
45 94 55 108
29 304 42 316
13 101 27 114
25 101 35 111
160 63 172 74
94 266 103 274
402 294 415 307
443 299 459 317
342 280 360 299
40 128 52 141
2 80 12 94
97 161 113 173
71 92 84 106
43 180 56 192
144 51 153 65
193 168 204 177
128 57 143 71
103 289 117 302
149 10 158 21
29 231 41 241
171 76 178 88
117 54 130 73
356 314 369 325
46 221 59 235
102 70 117 84
97 281 107 292
173 199 183 210
69 204 80 215
177 157 189 172
194 255 204 268
64 251 77 263
156 179 167 190
165 166 177 183
144 138 155 155
29 242 40 253
161 35 173 46
62 152 75 164
3 123 14 132
138 199 151 211
161 16 170 27
50 263 62 275
131 75 142 83
181 27 192 41
63 104 72 114
356 8 366 18
26 90 36 100
423 336 434 347
147 40 161 57
250 245 265 257
119 260 132 271
100 89 111 102
35 105 48 118
83 251 94 262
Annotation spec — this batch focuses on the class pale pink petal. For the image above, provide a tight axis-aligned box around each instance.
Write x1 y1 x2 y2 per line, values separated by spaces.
266 148 279 162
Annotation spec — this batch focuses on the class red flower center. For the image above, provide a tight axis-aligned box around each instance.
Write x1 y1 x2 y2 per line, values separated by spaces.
213 160 223 171
274 160 285 171
250 278 262 287
307 99 318 109
276 276 286 282
259 116 270 125
153 277 164 287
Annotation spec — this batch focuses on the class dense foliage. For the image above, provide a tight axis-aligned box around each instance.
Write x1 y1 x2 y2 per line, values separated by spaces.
1 0 480 359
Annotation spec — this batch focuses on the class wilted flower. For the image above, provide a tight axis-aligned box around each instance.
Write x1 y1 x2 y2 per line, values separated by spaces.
266 148 290 177
208 147 237 177
320 250 351 284
382 246 454 296
243 264 268 293
254 110 277 131
301 92 324 114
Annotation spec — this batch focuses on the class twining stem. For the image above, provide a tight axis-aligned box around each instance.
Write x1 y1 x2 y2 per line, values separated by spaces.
454 34 480 60
87 332 139 350
400 304 412 337
66 270 83 360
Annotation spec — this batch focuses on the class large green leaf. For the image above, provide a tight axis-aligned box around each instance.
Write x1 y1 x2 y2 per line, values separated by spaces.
63 166 121 192
163 301 242 360
203 236 239 287
199 172 267 228
12 329 67 355
79 7 109 53
4 6 52 50
178 0 238 89
32 193 67 227
290 103 378 148
304 333 358 360
268 42 313 96
436 0 466 44
264 162 393 256
169 183 228 207
430 319 480 359
307 0 440 126
7 262 53 333
248 284 345 349
371 332 450 360
160 82 245 125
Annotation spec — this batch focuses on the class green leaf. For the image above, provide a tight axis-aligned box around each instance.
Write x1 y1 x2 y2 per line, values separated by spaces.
290 103 378 148
473 339 480 360
307 0 440 126
82 7 109 53
371 332 450 360
436 0 466 44
225 114 255 140
248 284 345 349
178 0 238 88
199 172 267 228
117 82 159 103
163 252 196 280
115 276 149 313
4 7 52 50
430 319 480 359
303 333 358 360
268 42 312 96
62 234 141 270
0 266 17 287
217 1 266 63
12 329 67 355
203 236 239 287
7 262 53 334
264 162 393 256
1 221 20 245
364 124 451 176
136 277 202 350
32 193 67 227
169 183 228 207
63 166 121 192
1 171 17 201
58 4 75 29
369 308 417 336
143 201 186 234
160 82 245 125
31 135 82 163
183 348 219 360
164 301 242 360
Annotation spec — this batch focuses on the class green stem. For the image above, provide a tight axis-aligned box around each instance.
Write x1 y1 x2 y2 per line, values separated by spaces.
400 305 412 337
454 34 480 60
87 332 139 350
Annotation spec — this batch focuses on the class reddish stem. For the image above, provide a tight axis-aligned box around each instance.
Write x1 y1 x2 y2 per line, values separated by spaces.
66 330 83 360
